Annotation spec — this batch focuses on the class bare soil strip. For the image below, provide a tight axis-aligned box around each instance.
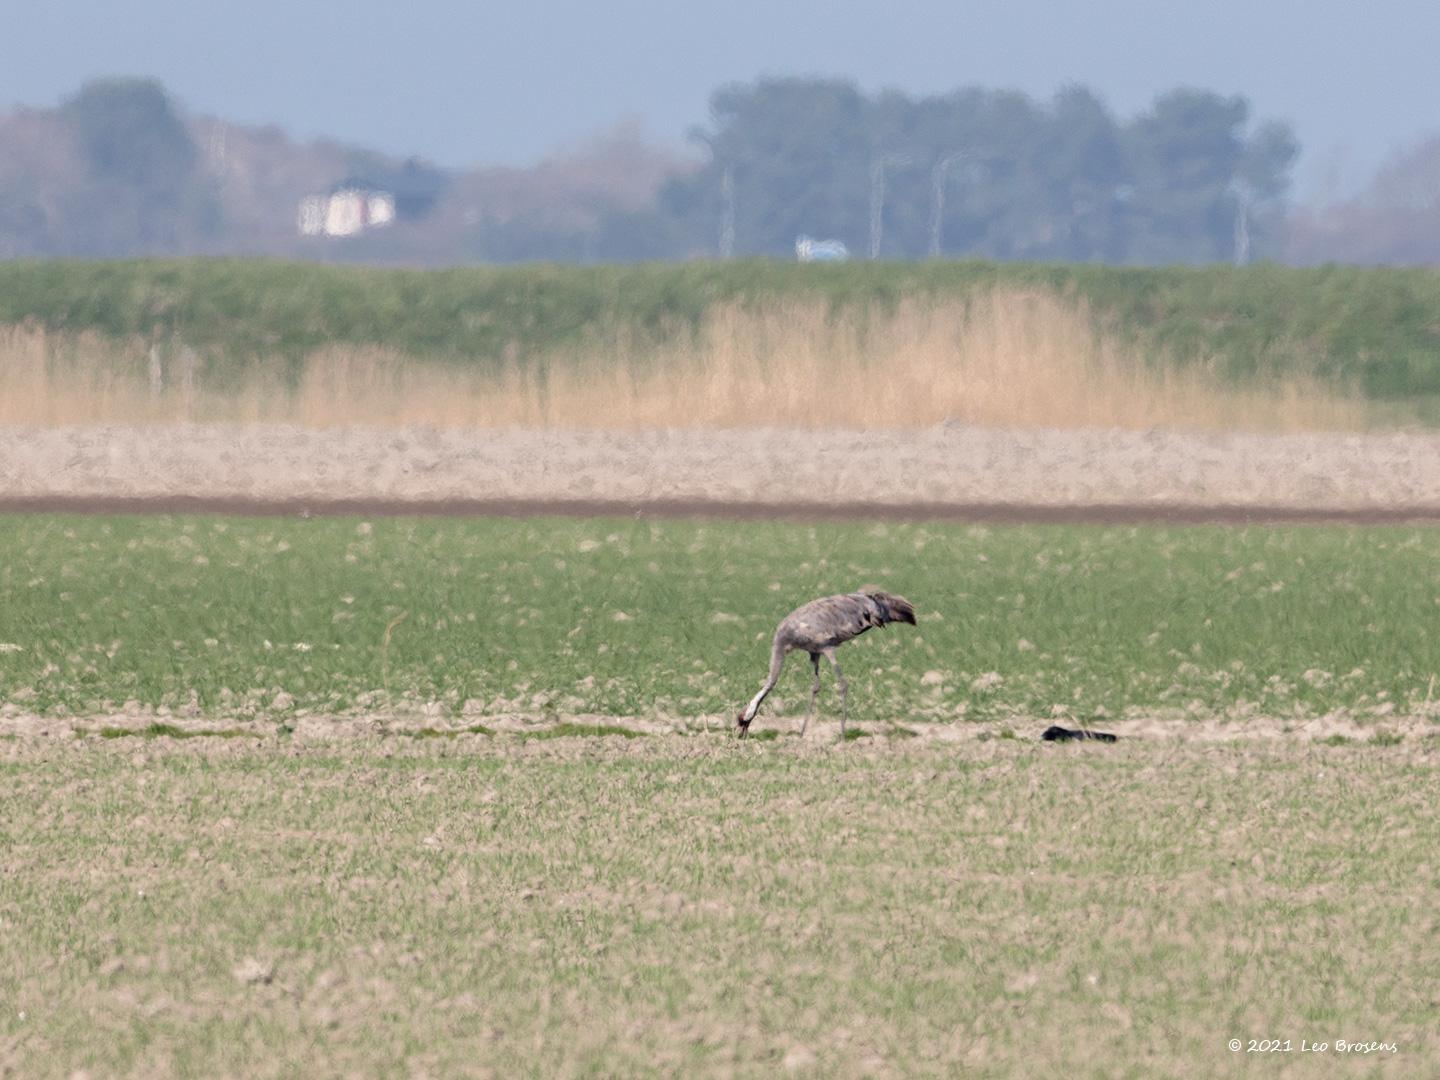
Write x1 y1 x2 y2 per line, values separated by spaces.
4 424 1440 520
5 492 1440 525
4 710 1433 744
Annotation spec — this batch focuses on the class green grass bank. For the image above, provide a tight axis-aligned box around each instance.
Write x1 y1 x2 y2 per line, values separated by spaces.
4 258 1440 402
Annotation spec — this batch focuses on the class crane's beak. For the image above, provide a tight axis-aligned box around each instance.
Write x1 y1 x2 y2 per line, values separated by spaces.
736 712 751 738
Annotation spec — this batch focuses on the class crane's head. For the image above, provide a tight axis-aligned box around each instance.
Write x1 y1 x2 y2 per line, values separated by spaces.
858 587 917 626
735 708 753 738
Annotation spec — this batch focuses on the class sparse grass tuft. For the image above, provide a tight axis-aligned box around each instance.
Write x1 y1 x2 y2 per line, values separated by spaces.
1371 730 1405 746
95 722 256 740
408 724 495 739
525 722 645 740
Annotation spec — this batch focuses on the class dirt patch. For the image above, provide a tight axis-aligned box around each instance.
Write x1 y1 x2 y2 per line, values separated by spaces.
7 494 1440 525
3 424 1440 519
3 709 1433 746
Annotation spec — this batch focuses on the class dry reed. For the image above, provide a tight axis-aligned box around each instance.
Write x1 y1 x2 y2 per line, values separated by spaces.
0 290 1367 432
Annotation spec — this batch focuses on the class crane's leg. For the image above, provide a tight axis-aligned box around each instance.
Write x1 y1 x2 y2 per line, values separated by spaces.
800 652 821 737
823 648 849 736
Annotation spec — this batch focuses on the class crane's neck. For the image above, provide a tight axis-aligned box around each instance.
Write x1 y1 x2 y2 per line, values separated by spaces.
741 637 789 722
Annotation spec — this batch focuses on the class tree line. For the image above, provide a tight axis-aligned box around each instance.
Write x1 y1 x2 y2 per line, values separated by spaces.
0 76 1303 265
593 78 1299 264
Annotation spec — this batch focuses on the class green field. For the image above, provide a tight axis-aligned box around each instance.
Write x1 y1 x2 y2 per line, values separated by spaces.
2 515 1438 726
0 734 1431 1076
3 514 1437 1076
5 258 1440 403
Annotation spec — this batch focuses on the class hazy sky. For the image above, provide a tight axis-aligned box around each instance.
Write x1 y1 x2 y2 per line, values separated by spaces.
8 0 1439 200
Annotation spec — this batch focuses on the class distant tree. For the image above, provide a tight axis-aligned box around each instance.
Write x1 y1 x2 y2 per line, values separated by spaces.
593 204 699 262
0 108 82 256
1122 89 1294 263
694 78 873 257
1042 86 1128 261
949 90 1061 260
630 78 1297 265
1233 120 1300 262
342 151 449 220
59 77 217 253
1121 89 1245 263
1286 136 1440 265
1237 120 1300 205
64 77 195 187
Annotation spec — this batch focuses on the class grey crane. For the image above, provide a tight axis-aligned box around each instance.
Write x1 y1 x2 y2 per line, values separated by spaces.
736 586 917 738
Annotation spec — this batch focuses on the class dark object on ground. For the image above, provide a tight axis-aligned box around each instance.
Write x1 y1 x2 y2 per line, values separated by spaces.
1042 725 1118 743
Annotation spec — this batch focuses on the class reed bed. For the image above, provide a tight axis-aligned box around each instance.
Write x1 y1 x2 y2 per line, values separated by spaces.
0 289 1366 431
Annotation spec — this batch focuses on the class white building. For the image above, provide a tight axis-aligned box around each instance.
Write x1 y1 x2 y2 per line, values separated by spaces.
795 235 849 262
298 188 396 237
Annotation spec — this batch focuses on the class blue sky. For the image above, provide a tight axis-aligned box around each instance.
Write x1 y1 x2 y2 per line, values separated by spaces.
7 0 1439 200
